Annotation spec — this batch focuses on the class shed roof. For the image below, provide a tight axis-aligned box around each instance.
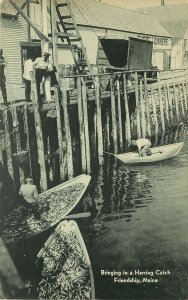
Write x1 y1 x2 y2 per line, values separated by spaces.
136 4 188 38
136 4 188 21
70 0 170 37
1 0 171 37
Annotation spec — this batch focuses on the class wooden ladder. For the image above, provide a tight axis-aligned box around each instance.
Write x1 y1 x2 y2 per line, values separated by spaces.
56 0 93 75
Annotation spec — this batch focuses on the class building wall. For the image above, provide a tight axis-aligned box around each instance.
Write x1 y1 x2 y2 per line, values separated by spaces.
0 11 29 101
171 38 184 69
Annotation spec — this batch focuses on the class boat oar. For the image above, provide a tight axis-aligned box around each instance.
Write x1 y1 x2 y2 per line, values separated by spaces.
25 212 91 239
63 212 91 220
103 151 116 157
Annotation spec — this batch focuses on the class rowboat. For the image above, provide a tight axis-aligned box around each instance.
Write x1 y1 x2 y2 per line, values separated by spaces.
36 220 95 300
115 142 184 165
1 174 91 243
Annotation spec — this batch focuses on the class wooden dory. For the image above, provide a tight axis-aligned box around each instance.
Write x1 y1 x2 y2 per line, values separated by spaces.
116 142 184 165
1 174 91 243
36 220 95 300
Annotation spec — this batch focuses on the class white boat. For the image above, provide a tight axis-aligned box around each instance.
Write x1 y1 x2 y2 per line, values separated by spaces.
1 174 91 243
115 142 184 165
36 220 95 300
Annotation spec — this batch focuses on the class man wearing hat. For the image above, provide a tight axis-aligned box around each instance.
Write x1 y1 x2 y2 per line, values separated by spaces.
34 52 53 103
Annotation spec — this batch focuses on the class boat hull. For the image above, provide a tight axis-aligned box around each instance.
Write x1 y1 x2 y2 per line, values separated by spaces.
1 174 91 243
116 142 184 165
36 220 95 300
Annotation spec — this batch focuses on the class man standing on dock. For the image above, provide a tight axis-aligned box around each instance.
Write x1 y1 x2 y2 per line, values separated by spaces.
23 55 35 102
19 177 40 219
0 49 7 104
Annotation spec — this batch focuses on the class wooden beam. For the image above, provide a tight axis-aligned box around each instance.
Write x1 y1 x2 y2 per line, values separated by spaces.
116 77 123 152
123 73 131 146
9 0 51 43
60 79 74 179
31 80 48 191
77 77 86 172
82 81 91 173
144 72 151 136
157 72 165 132
151 88 158 135
109 76 118 154
11 0 29 22
140 80 146 138
135 72 141 138
50 0 58 67
95 76 103 165
54 87 65 181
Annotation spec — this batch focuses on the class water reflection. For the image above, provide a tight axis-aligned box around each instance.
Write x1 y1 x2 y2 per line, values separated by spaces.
84 122 188 300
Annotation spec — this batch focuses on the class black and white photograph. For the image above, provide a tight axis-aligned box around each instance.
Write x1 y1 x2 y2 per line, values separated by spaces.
0 0 188 299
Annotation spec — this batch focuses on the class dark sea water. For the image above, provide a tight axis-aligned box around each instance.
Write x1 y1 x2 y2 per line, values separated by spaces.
6 123 188 300
82 123 188 300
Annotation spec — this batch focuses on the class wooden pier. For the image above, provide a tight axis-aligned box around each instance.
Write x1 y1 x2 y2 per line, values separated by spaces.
0 68 188 192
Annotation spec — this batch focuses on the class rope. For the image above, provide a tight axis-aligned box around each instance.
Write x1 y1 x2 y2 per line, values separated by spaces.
103 151 116 157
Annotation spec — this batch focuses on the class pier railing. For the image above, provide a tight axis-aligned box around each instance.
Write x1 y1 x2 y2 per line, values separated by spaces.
0 68 188 191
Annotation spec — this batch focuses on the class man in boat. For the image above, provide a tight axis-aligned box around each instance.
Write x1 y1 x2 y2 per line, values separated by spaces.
19 176 40 219
132 138 152 157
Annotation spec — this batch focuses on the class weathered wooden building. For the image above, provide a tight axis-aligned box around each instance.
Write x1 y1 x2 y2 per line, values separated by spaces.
137 3 188 69
0 0 171 102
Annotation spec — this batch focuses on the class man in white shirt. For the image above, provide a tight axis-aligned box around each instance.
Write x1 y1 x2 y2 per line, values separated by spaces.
19 176 40 219
132 138 152 157
23 56 34 101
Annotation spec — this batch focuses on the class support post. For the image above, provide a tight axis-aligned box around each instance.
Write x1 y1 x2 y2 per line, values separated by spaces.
144 72 151 136
54 87 65 180
182 79 188 110
140 80 146 138
151 87 159 135
135 72 141 138
178 80 185 116
77 77 86 172
95 76 103 165
82 81 91 173
61 78 74 178
31 81 47 191
2 108 14 180
109 76 118 154
166 80 173 121
23 104 32 175
164 84 170 123
50 0 58 67
157 72 165 132
123 73 131 146
171 71 179 120
116 77 123 152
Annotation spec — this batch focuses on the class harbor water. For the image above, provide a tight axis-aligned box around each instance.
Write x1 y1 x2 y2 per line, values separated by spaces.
83 122 188 299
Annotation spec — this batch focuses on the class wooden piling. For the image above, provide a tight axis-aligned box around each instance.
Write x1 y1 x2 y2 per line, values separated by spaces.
77 77 86 172
144 72 151 136
94 76 103 164
2 108 14 180
166 80 173 122
81 81 91 172
116 77 123 152
140 80 146 138
61 78 74 178
31 80 47 191
134 72 141 138
0 130 3 164
178 80 185 116
151 87 159 135
164 83 170 123
109 76 118 154
54 87 65 180
12 104 25 184
182 80 188 110
23 104 32 175
123 73 131 146
171 71 179 120
157 72 165 132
